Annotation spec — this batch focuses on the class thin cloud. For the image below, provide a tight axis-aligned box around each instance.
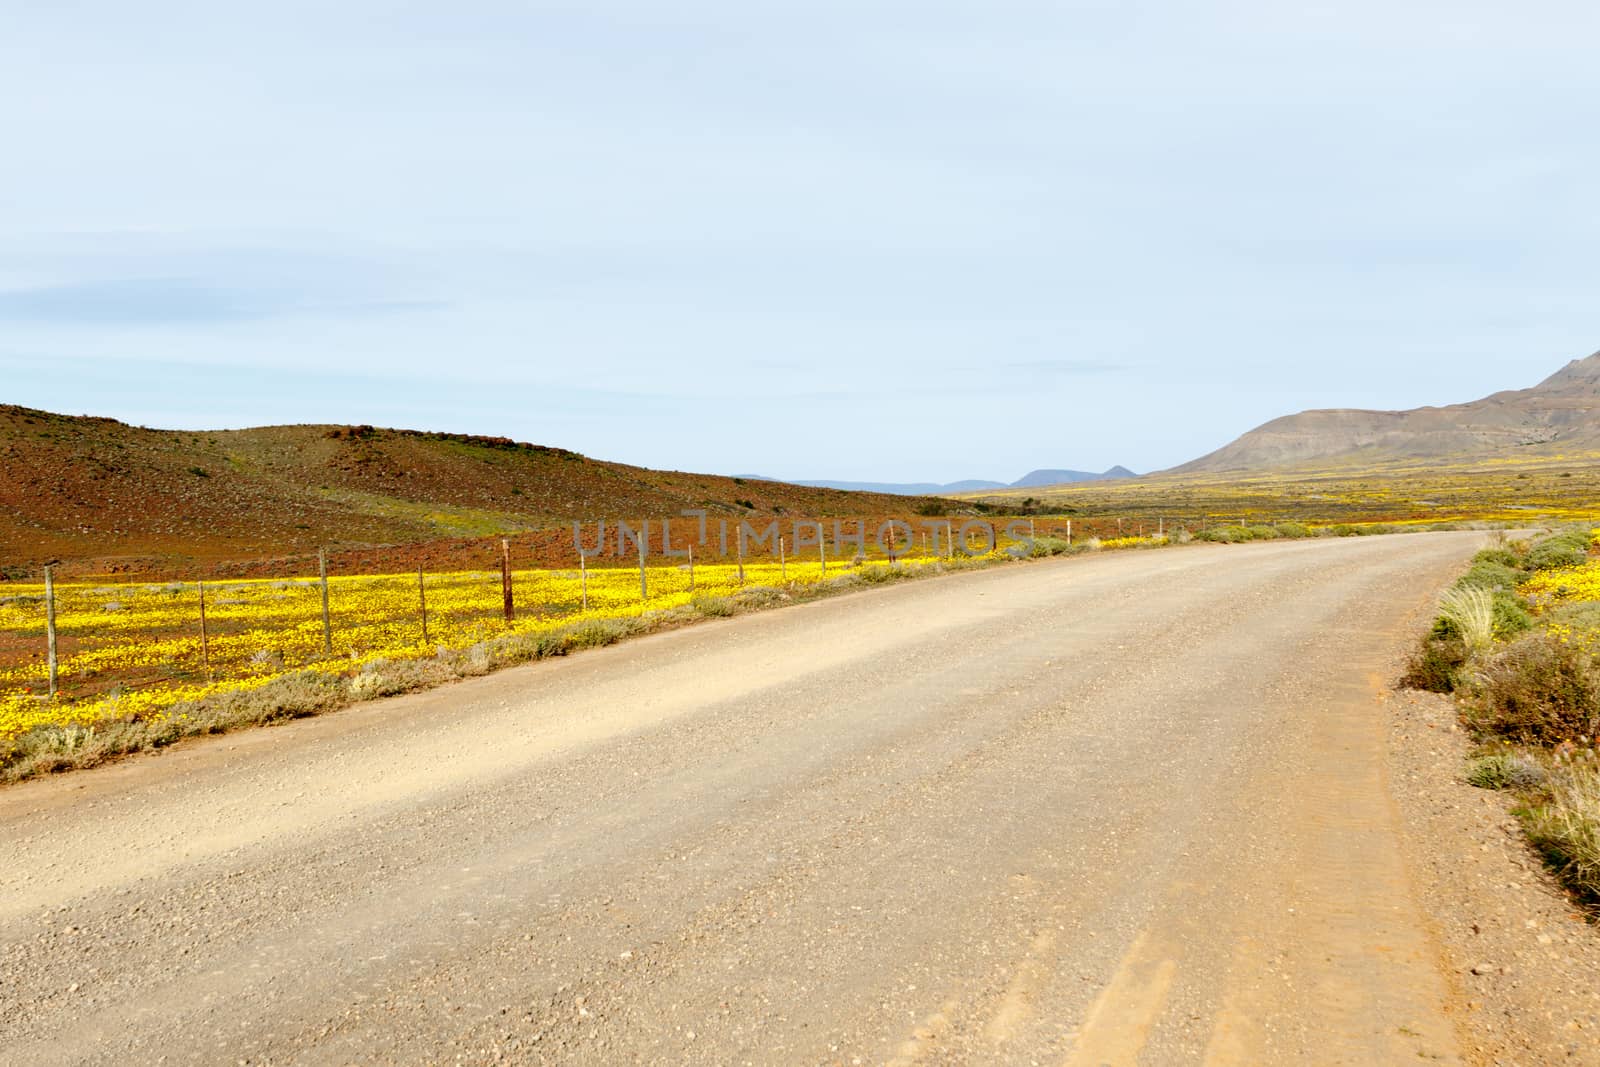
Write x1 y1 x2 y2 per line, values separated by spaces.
1002 359 1129 376
0 278 445 326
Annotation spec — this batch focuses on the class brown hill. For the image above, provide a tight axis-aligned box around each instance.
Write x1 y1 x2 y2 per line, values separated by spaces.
1172 351 1600 473
0 406 953 573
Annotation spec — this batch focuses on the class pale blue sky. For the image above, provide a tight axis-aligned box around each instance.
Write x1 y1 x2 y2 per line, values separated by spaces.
2 1 1595 479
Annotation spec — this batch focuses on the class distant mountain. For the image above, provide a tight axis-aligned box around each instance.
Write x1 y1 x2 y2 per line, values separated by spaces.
1171 350 1600 474
743 467 1138 496
1011 466 1138 487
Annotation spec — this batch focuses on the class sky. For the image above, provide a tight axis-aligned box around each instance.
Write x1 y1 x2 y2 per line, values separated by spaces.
2 1 1597 481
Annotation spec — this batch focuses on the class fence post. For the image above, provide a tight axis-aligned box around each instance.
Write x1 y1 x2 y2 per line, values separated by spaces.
318 548 332 655
418 566 430 645
688 543 695 591
44 564 58 698
1067 519 1072 545
779 536 786 581
198 579 212 681
819 535 826 575
736 532 745 585
580 551 589 611
638 521 648 602
500 538 515 624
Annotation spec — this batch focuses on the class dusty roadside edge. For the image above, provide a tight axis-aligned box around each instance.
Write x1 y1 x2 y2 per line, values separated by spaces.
1386 597 1600 1065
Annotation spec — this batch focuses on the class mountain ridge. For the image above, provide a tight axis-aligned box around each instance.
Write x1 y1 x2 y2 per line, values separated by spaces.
743 466 1138 496
1170 351 1600 474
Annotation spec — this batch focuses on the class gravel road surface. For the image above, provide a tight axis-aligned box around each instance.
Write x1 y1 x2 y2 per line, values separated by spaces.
1 534 1501 1064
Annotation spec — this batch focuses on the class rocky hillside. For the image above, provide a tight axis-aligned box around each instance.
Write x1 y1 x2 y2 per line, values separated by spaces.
1172 351 1600 473
0 406 950 570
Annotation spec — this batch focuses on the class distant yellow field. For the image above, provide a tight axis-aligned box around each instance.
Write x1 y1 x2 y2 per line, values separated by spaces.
967 453 1600 528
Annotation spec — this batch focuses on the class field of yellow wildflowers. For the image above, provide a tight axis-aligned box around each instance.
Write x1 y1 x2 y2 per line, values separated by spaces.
1520 534 1600 610
0 557 909 744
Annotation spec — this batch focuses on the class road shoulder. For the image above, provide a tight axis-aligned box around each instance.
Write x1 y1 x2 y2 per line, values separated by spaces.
1388 647 1600 1064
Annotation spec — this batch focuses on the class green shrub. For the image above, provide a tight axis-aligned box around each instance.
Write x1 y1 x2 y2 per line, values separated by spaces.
562 618 632 650
1455 561 1523 595
731 585 789 609
1029 536 1072 557
1196 526 1251 543
1401 635 1468 693
1529 531 1592 571
1246 525 1280 540
1530 542 1588 571
1273 523 1311 539
1471 633 1600 745
690 593 735 616
1465 752 1546 791
1473 547 1522 569
1491 592 1534 639
1551 602 1600 632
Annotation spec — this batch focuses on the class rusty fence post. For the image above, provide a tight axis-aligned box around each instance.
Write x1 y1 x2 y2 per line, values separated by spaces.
44 564 58 698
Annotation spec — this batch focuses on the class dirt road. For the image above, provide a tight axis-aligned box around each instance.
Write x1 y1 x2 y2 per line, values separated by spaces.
1 534 1494 1064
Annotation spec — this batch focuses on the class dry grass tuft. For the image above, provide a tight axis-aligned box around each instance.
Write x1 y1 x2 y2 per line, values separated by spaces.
1438 585 1497 655
1522 757 1600 904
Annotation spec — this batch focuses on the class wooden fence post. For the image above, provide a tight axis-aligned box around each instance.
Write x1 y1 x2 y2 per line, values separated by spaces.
418 567 430 645
44 564 58 698
500 538 515 623
779 536 786 581
688 543 695 591
638 521 648 602
1067 519 1073 545
736 532 745 585
819 534 826 575
198 579 212 681
580 552 589 611
318 548 332 655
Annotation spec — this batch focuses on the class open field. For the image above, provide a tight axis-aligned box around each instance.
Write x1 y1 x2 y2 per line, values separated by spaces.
13 532 1600 1064
967 452 1600 528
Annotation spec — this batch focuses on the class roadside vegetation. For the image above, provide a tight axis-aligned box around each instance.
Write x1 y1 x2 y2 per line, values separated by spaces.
1403 527 1600 906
